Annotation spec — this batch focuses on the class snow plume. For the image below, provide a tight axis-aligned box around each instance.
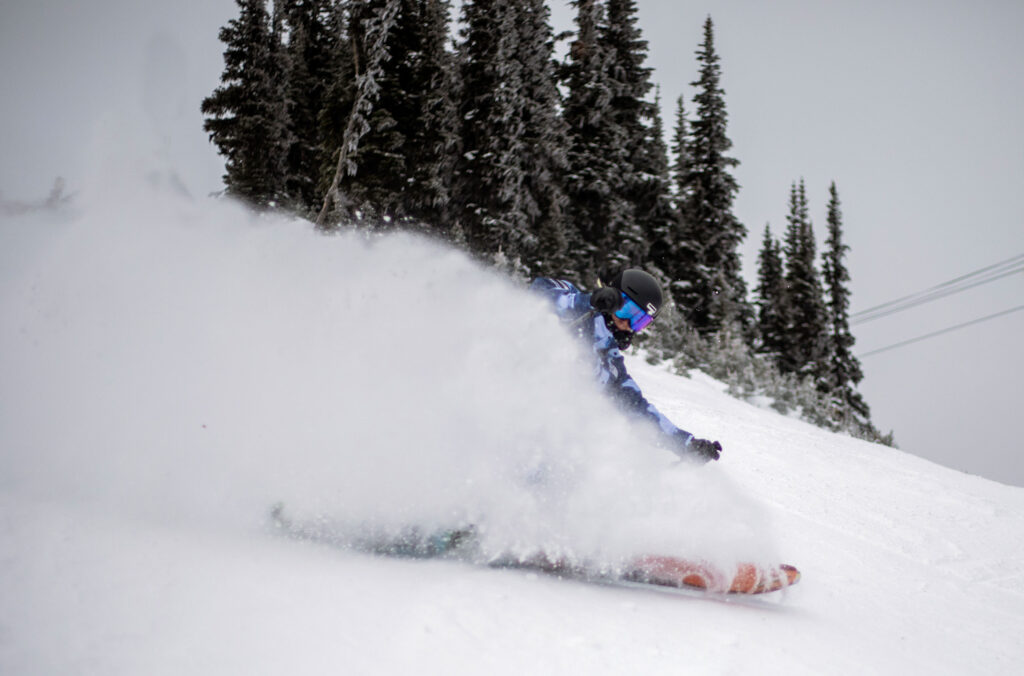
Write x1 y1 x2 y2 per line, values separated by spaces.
0 175 778 572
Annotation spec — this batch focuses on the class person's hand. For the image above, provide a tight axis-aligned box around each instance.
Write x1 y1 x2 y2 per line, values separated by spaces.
686 436 722 462
590 286 623 313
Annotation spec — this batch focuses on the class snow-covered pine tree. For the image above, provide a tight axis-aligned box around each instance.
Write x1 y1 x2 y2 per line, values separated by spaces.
662 95 698 310
401 0 459 233
328 0 449 225
781 179 828 377
269 1 298 186
511 0 571 277
316 1 355 205
600 0 658 267
821 182 871 429
562 0 631 280
315 0 455 229
279 0 334 212
202 0 291 208
677 16 748 334
635 89 676 282
454 0 531 261
670 96 691 208
755 224 789 362
316 0 399 227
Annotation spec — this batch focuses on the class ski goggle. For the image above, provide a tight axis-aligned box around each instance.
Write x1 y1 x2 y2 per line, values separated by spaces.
614 294 654 332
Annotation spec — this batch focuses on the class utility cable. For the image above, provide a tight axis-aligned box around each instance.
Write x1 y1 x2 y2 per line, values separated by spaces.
851 252 1024 325
858 304 1024 358
854 252 1024 317
852 264 1024 324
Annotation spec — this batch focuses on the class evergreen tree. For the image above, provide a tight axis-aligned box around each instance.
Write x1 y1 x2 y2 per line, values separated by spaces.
316 0 400 226
821 182 870 427
401 0 459 232
487 0 569 276
455 0 569 274
561 0 631 279
316 1 355 203
454 0 530 258
600 0 657 266
677 16 748 334
670 95 692 219
202 0 291 207
330 0 428 223
755 224 788 361
511 0 571 276
637 89 676 281
346 0 458 227
659 95 692 305
316 1 458 226
279 0 334 211
781 179 828 377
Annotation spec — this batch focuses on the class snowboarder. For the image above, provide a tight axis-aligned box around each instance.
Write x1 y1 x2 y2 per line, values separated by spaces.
531 269 722 463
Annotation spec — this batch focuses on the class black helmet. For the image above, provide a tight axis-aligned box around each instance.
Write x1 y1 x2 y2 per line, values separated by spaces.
610 268 663 319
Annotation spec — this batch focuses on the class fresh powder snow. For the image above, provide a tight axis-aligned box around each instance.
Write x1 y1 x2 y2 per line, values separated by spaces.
2 155 1024 675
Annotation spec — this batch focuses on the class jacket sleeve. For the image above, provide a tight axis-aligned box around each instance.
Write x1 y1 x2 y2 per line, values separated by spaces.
529 277 592 320
595 327 695 444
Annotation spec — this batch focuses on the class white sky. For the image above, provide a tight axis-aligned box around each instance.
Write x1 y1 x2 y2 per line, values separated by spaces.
1 0 1022 484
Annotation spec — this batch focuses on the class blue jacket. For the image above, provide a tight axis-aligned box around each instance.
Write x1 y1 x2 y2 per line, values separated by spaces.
530 278 695 449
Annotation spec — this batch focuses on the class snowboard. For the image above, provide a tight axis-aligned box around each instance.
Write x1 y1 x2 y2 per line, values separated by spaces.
493 551 800 596
623 555 801 595
269 504 800 596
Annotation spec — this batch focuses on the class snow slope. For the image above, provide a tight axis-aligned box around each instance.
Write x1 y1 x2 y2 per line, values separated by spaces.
2 177 1024 675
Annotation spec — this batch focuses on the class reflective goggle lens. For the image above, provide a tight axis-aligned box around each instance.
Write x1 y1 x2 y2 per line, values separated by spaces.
614 296 654 332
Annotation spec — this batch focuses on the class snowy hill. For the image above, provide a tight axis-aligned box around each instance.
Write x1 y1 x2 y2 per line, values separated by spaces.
3 180 1024 675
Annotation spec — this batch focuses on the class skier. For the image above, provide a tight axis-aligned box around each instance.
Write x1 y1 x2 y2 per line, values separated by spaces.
531 268 722 463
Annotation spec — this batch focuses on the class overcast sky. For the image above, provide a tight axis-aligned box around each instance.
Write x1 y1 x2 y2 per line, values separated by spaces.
1 0 1021 485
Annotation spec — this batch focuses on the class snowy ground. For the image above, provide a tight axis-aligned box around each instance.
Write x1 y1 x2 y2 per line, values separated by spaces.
3 182 1024 674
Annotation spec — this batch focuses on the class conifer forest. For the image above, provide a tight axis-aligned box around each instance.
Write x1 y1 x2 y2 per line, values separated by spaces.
202 0 891 443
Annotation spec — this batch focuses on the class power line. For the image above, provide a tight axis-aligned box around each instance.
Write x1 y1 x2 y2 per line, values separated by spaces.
858 304 1024 358
851 264 1024 324
851 253 1024 325
853 252 1024 318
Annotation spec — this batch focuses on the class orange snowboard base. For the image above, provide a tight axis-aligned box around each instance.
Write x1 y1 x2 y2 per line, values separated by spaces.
626 555 801 594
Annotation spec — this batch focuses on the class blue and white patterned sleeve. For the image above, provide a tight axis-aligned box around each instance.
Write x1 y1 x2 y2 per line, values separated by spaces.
529 277 592 320
591 318 695 444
